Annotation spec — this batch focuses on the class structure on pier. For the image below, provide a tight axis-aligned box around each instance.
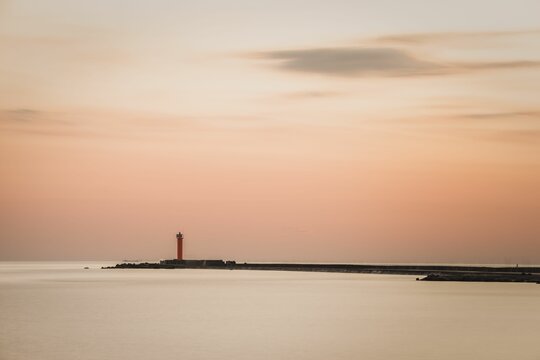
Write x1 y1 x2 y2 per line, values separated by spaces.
176 232 184 260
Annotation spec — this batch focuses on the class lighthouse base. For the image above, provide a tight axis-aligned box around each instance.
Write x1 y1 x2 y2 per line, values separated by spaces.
160 259 228 267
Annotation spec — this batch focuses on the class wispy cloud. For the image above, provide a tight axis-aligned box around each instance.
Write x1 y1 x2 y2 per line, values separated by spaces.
374 29 540 45
426 127 540 144
0 128 105 138
0 108 105 138
451 111 540 143
281 91 342 99
490 129 540 143
395 109 540 126
392 108 540 144
0 109 71 125
453 111 540 121
0 108 283 139
0 109 40 123
455 128 540 144
0 28 130 67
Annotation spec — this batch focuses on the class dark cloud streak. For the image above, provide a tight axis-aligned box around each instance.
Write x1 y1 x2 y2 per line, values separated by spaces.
260 47 445 77
256 47 540 78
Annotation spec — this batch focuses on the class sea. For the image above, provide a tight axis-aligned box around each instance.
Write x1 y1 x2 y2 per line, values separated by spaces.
1 261 539 360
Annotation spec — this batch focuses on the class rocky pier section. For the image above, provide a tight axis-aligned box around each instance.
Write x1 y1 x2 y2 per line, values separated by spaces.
418 272 540 283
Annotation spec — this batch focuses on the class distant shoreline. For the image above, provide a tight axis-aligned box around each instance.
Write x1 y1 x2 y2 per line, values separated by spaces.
103 260 540 283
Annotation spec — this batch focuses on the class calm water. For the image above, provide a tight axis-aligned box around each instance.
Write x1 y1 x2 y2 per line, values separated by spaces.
1 262 539 360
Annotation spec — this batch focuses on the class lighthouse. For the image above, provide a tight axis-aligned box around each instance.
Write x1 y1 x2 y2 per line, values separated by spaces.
176 232 184 260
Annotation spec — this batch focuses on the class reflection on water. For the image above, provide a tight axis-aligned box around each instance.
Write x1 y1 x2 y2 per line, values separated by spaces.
1 262 539 360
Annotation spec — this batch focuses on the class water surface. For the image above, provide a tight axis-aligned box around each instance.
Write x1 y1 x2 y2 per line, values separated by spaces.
1 262 539 360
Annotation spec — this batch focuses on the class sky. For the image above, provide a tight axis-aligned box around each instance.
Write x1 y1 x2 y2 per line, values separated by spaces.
1 0 539 263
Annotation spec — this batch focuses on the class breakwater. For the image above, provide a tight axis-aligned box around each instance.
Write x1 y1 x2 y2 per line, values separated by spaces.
102 260 540 283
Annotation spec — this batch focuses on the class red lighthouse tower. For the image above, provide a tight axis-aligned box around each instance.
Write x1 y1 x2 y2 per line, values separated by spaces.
176 232 184 260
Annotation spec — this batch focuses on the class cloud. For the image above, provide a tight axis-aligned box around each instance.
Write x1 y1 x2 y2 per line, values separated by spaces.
256 47 540 77
0 109 70 125
490 129 540 142
253 29 540 78
393 109 540 144
453 111 540 121
0 28 130 69
0 109 40 123
0 108 101 138
460 60 540 72
374 29 540 45
461 128 540 144
451 111 540 143
0 108 284 139
396 109 540 126
259 47 445 77
282 91 342 99
0 128 102 138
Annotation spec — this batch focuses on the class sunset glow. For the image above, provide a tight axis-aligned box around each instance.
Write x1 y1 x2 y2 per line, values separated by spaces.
1 0 539 263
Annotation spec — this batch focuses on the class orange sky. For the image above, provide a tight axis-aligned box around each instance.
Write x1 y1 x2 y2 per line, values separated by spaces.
1 1 539 263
